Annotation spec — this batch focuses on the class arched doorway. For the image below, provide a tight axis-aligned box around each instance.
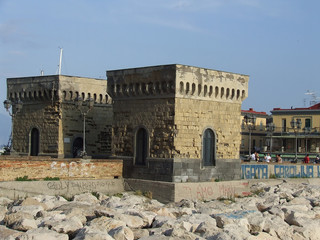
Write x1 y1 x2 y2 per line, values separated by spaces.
203 128 216 166
135 128 148 165
30 128 39 156
72 137 83 158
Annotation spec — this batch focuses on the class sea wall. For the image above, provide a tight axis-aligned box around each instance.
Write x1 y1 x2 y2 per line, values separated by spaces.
241 163 320 179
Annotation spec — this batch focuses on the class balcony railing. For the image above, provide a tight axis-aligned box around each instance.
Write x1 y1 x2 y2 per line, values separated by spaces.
273 127 320 137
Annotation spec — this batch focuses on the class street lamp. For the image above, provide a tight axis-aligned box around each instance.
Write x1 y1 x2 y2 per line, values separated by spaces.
304 127 311 153
290 118 302 161
266 123 275 153
3 99 23 154
243 114 256 156
75 97 94 158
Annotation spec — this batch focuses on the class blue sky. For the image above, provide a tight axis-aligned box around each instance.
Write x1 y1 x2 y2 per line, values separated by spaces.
0 0 319 145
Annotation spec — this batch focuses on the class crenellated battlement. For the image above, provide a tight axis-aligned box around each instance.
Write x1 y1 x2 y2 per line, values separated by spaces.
7 75 111 104
107 64 248 103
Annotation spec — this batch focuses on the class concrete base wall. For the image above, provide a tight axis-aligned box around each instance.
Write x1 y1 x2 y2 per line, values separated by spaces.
2 178 320 203
0 179 124 200
124 179 251 203
125 179 175 203
123 157 241 183
174 180 250 202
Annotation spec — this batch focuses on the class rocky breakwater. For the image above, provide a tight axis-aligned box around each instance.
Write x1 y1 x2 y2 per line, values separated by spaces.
1 180 320 239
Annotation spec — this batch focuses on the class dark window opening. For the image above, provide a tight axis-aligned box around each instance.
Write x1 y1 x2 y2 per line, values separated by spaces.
203 129 216 166
30 128 39 156
135 128 148 165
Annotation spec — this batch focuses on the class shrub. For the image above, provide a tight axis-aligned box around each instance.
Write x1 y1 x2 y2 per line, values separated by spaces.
143 191 153 199
113 193 124 198
15 176 32 181
43 177 60 181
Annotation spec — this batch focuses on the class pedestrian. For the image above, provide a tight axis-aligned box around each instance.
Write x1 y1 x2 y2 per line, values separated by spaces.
276 154 282 163
264 153 271 163
304 154 310 163
250 152 256 161
254 152 259 162
315 155 320 164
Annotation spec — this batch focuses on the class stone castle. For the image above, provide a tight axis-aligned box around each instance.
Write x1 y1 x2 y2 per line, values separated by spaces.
6 64 249 182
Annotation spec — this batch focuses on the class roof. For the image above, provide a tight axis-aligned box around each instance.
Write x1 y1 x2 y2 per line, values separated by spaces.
272 103 320 111
241 108 267 116
107 64 249 77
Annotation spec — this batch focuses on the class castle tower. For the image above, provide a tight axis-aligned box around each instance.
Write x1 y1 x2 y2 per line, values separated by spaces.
107 64 249 182
6 75 112 158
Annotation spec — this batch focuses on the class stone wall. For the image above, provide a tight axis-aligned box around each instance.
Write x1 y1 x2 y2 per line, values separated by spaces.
112 99 175 158
0 156 122 181
107 64 249 182
6 75 112 158
61 103 113 158
174 99 242 160
12 101 61 155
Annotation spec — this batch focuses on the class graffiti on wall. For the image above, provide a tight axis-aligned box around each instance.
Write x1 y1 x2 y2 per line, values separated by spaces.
274 165 316 178
50 161 96 177
47 180 117 192
241 164 320 179
181 183 239 200
241 165 268 179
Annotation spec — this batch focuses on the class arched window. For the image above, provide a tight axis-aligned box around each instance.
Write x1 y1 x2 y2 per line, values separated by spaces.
135 128 148 165
202 129 216 166
72 137 83 158
30 128 40 156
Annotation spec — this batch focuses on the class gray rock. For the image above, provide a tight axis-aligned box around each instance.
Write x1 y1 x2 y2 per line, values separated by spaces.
151 215 176 228
0 197 13 206
124 209 157 227
33 195 68 210
164 227 205 240
88 216 126 232
108 226 134 240
0 225 23 240
0 205 7 222
4 212 34 228
291 219 320 240
73 226 114 240
16 227 68 240
73 193 99 205
114 213 144 229
131 228 150 240
11 205 44 217
1 181 320 240
51 215 83 234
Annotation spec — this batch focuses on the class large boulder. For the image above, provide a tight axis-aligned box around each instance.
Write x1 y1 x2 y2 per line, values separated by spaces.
4 212 36 231
0 225 23 240
73 226 114 240
124 209 157 227
114 213 145 229
0 197 14 206
73 193 100 205
16 227 68 240
88 216 126 232
108 226 134 240
50 215 83 235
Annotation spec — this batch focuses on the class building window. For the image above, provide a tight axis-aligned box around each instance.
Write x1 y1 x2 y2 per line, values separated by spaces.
202 128 216 167
282 119 286 132
135 128 148 165
305 118 311 129
260 121 263 131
